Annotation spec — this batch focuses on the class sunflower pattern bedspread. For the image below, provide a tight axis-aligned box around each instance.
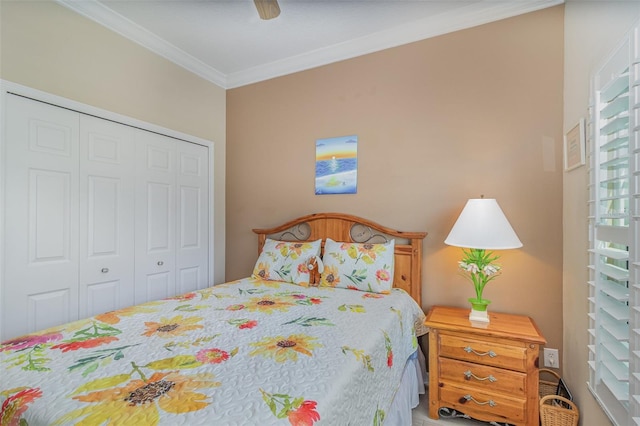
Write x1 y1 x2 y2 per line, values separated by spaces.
0 278 426 425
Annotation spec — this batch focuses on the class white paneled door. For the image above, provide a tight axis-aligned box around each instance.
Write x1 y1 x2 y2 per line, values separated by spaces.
135 131 177 304
79 115 136 318
134 131 210 304
2 92 212 341
176 142 209 295
4 95 80 338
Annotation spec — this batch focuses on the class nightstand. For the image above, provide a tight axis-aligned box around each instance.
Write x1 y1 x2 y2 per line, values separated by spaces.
424 305 546 426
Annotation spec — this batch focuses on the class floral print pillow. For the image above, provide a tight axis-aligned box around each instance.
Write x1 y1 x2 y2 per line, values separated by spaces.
252 238 322 286
320 238 395 293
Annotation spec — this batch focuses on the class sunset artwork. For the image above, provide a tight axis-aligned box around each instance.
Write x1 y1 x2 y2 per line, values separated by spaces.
315 135 358 195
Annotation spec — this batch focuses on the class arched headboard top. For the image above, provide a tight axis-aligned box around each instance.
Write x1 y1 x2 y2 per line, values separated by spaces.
252 212 427 306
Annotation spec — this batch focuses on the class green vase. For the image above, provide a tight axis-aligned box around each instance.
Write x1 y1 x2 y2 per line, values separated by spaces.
468 298 490 312
468 298 491 323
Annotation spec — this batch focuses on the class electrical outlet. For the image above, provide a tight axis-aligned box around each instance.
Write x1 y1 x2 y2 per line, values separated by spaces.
543 348 559 368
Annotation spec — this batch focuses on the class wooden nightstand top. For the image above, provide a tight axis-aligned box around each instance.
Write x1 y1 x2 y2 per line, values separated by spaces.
424 305 546 345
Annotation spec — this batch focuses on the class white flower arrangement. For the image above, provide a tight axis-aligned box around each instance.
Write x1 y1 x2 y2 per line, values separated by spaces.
458 248 502 303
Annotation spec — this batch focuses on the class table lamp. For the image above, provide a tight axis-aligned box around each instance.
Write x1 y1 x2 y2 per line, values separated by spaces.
444 197 522 323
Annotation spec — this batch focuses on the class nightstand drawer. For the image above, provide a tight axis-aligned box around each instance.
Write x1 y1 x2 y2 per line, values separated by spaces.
439 333 527 372
439 382 526 424
439 357 526 395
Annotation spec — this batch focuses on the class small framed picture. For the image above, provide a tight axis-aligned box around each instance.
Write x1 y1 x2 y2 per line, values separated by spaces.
315 135 358 195
564 118 586 171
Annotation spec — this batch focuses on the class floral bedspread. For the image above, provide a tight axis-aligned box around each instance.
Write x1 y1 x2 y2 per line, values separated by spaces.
0 278 425 426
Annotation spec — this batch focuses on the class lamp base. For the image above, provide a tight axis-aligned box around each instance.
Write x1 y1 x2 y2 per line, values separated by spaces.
469 308 489 323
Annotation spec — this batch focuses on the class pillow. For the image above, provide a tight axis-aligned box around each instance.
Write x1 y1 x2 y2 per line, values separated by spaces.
252 238 322 286
320 237 395 293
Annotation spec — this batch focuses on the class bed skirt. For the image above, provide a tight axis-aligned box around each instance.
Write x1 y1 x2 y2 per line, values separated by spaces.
386 346 427 425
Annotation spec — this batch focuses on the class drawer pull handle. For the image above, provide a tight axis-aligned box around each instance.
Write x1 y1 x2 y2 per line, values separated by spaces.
464 370 497 383
464 346 497 358
459 394 496 407
101 268 109 273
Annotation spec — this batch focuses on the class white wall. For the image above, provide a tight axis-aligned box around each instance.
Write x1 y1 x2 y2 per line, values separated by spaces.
563 2 640 424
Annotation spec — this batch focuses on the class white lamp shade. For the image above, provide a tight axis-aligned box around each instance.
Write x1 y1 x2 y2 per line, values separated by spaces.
444 198 522 250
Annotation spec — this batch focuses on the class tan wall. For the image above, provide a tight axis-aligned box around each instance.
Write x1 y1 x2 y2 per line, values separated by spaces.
227 7 564 355
0 0 227 283
564 3 640 425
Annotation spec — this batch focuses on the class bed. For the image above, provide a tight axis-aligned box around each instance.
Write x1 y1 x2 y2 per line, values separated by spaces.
1 212 427 425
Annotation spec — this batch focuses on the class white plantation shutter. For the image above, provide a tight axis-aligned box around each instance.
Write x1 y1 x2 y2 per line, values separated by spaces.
631 22 640 424
588 21 640 425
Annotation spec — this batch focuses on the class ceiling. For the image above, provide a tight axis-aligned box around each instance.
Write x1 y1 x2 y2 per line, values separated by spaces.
56 0 563 89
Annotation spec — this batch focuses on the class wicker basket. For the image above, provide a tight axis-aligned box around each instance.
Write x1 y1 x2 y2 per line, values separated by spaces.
540 395 580 426
538 369 579 426
539 368 562 399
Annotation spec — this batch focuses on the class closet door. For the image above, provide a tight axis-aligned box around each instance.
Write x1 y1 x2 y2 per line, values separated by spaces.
176 142 209 293
79 115 135 318
1 90 213 341
134 130 177 304
3 95 80 339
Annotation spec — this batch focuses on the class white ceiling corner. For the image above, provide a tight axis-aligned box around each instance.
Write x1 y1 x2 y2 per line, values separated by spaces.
55 0 564 89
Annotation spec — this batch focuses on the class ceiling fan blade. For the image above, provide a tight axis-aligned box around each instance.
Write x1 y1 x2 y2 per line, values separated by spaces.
254 0 280 20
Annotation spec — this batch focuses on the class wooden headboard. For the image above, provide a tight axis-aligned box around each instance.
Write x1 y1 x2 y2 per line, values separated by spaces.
252 213 427 306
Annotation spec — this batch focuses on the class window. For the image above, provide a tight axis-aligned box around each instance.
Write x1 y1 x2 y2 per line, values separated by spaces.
588 21 640 425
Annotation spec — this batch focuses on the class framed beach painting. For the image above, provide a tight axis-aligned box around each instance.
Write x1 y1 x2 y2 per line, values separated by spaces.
315 135 358 195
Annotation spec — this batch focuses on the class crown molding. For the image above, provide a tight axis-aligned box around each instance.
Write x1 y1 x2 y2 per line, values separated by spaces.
226 0 563 88
55 0 228 87
56 0 563 90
